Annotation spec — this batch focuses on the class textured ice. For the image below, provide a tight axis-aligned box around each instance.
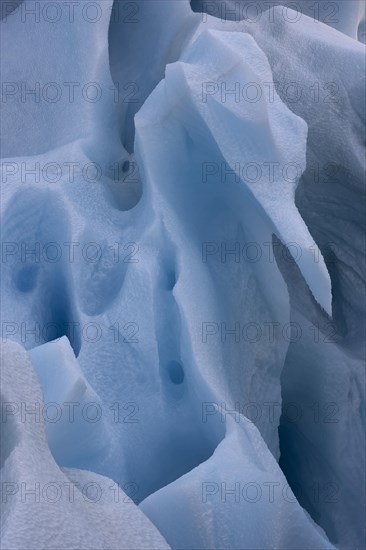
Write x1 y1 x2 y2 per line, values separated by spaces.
28 336 108 468
0 1 365 549
0 341 170 550
191 0 366 41
140 422 332 550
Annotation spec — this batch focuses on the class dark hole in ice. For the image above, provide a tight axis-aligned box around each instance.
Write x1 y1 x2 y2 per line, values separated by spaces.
166 269 177 291
168 360 185 385
14 264 39 293
122 160 130 173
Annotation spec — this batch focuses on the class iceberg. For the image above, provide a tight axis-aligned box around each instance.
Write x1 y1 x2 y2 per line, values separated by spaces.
0 1 365 549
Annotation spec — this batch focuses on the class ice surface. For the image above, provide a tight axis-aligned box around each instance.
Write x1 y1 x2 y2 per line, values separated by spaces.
0 0 365 549
140 420 333 550
191 0 366 41
28 336 109 468
0 341 170 550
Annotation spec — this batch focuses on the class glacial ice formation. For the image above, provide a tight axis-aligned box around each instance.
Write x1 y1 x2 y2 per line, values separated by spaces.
0 1 365 549
0 341 171 550
191 0 366 41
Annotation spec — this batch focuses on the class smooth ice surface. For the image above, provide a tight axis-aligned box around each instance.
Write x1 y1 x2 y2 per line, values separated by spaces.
1 1 365 549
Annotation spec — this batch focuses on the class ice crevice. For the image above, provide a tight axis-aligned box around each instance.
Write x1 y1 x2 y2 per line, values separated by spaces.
0 1 365 549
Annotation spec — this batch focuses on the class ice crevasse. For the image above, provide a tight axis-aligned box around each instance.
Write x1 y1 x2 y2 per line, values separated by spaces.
0 1 365 549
